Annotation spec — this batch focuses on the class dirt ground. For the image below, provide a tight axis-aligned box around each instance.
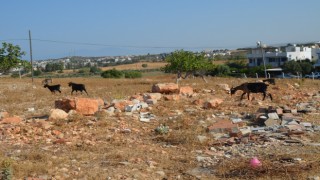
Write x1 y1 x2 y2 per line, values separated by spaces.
0 75 320 180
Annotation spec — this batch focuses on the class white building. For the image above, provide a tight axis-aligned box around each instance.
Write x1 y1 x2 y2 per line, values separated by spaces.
247 44 320 67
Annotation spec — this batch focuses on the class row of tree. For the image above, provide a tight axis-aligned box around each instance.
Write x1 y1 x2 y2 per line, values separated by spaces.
0 42 318 79
163 49 318 80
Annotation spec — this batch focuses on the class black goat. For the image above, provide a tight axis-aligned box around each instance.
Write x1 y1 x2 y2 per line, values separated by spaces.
262 78 275 85
44 84 61 94
230 82 272 101
68 82 88 95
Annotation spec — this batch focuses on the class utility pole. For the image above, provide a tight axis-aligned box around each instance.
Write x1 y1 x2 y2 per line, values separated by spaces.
29 30 34 83
257 41 267 79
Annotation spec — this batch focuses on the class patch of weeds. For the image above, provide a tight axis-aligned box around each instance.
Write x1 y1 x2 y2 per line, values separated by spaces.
1 159 13 180
94 111 108 121
52 118 67 126
155 124 169 135
67 113 86 123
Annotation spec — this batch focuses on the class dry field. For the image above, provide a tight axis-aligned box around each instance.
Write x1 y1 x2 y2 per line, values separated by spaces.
100 62 167 71
0 74 320 180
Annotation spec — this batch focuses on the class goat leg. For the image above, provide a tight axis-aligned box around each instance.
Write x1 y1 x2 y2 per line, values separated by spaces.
240 92 246 100
262 92 266 101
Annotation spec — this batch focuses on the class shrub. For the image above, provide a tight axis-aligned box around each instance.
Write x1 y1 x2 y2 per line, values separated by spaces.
207 64 230 76
10 73 19 78
142 64 148 68
101 68 123 78
33 70 42 76
1 159 13 180
90 66 102 74
124 71 142 78
78 68 90 74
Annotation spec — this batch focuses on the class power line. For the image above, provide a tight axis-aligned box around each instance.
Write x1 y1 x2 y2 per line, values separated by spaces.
0 38 230 49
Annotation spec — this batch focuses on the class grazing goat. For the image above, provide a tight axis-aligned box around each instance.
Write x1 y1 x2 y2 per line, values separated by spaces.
42 78 53 85
44 84 61 94
262 78 275 85
68 82 88 95
230 82 272 101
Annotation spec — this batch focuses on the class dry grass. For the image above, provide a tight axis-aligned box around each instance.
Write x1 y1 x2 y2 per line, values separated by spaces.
100 62 167 71
0 74 320 179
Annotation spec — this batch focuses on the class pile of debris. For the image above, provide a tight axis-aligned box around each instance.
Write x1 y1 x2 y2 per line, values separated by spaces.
207 105 320 146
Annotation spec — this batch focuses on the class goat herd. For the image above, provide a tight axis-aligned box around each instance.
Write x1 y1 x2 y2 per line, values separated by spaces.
42 78 88 95
41 78 275 101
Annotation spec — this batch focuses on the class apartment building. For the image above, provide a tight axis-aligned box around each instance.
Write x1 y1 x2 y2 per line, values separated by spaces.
247 43 320 67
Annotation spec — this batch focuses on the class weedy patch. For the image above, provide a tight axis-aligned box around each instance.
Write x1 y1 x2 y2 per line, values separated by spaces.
1 159 13 180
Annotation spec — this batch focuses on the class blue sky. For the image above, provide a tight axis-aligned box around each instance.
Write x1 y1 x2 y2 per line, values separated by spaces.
1 0 319 60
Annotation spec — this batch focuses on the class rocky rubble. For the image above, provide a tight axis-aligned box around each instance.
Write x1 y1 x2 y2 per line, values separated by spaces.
0 82 319 179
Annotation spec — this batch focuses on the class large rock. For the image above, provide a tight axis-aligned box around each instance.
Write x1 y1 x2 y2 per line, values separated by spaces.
179 86 194 96
55 98 76 112
49 109 68 120
152 83 179 94
1 116 22 124
143 93 162 101
74 98 101 115
55 98 103 115
112 100 133 111
0 112 9 119
203 98 224 109
163 94 180 101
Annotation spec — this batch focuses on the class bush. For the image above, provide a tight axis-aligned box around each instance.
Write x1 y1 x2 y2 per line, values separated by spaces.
10 73 19 78
90 66 102 74
142 64 148 68
207 64 230 76
78 68 90 74
101 69 123 78
33 70 42 76
124 71 142 78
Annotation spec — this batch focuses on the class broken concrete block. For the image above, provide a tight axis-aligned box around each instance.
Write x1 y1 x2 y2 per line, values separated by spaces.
239 127 251 135
276 108 283 115
291 109 298 114
207 120 238 134
264 118 281 127
145 99 157 105
152 83 179 94
285 124 305 131
251 127 266 133
231 118 242 124
267 113 279 120
301 122 312 128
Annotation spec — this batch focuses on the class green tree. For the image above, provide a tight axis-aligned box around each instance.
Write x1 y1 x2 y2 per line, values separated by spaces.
212 64 231 76
282 61 302 74
299 61 313 75
163 50 212 82
0 42 26 73
45 62 64 72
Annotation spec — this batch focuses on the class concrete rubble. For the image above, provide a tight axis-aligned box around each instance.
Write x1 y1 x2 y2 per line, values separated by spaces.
0 82 320 179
